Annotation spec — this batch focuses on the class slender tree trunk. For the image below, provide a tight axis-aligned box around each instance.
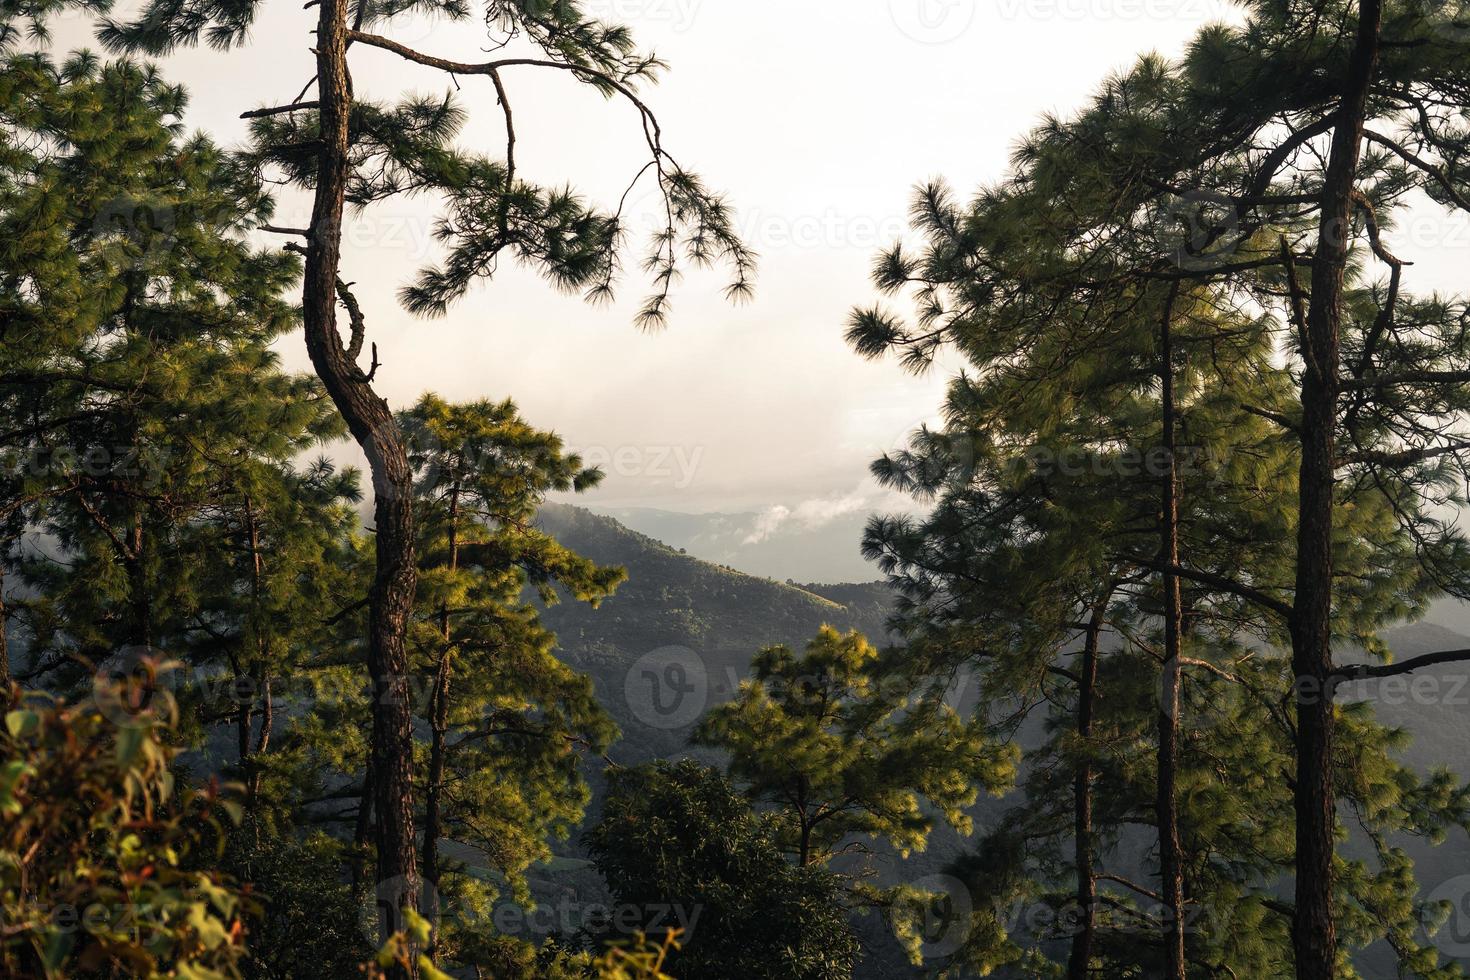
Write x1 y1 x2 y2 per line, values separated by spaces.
0 554 11 693
126 516 151 649
244 499 270 805
1292 4 1382 977
255 671 272 757
796 777 814 867
423 484 460 959
1157 283 1187 980
352 764 376 909
1067 594 1109 980
305 0 419 958
0 549 10 690
236 675 252 768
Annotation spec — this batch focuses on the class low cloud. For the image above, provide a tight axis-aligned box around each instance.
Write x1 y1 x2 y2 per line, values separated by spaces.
742 492 869 545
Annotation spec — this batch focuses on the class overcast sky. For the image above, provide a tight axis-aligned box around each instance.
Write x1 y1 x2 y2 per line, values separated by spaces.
50 0 1470 526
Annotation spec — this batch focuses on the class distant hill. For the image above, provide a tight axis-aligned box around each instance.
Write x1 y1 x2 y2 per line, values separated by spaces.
533 502 894 766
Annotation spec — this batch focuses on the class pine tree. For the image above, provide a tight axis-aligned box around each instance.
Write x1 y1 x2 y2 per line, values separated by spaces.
694 625 1014 872
65 4 756 951
850 4 1470 972
586 759 860 980
0 52 342 706
398 393 623 964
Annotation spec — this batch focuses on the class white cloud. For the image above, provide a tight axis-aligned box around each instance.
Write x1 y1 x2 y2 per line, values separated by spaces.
742 492 869 545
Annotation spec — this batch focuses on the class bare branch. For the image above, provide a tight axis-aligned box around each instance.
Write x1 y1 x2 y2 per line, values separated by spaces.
240 101 320 119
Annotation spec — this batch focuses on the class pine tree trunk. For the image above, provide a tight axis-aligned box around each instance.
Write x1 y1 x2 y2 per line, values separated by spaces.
244 499 269 805
1292 3 1382 977
423 484 460 959
352 764 376 908
255 671 272 757
0 554 10 691
1157 284 1187 980
1067 594 1108 980
127 517 151 650
236 678 252 768
422 659 449 958
305 0 419 959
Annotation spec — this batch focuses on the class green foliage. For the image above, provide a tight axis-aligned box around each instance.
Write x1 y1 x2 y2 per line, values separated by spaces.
847 2 1470 974
586 760 858 980
695 625 1015 867
0 677 252 978
0 49 347 692
217 830 369 980
402 394 623 931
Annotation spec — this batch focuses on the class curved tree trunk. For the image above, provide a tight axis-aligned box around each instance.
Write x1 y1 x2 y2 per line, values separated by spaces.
306 0 419 961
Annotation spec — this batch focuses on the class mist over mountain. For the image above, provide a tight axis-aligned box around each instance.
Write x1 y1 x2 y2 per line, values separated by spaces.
584 505 883 584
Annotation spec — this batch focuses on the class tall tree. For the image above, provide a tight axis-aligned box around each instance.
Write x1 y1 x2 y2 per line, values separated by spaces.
399 393 622 964
85 2 754 949
0 51 336 700
850 3 1470 971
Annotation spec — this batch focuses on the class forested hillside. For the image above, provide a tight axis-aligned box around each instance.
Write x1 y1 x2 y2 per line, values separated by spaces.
536 502 892 762
527 507 1470 976
9 0 1470 977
